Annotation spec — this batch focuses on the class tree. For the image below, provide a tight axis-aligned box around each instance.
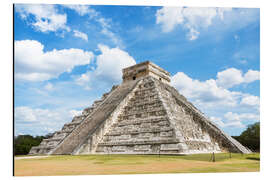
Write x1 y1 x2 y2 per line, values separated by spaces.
233 122 260 152
14 135 45 155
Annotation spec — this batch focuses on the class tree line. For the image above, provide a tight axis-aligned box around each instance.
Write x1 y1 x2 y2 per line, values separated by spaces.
14 133 53 155
232 122 260 152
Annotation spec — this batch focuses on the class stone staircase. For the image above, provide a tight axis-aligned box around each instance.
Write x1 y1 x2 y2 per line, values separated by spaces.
50 79 140 155
95 77 181 154
28 85 118 155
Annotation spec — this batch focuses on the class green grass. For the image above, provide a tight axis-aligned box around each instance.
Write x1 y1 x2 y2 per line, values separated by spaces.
14 153 260 176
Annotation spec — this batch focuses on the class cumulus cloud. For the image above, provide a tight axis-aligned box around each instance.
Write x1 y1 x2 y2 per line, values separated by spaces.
15 4 69 33
171 69 260 108
224 112 260 122
15 40 94 82
210 111 259 128
156 7 232 40
15 106 79 136
156 7 184 33
73 30 88 41
244 70 260 83
241 95 260 107
172 68 260 129
210 116 245 128
171 72 240 107
216 68 259 89
15 106 38 123
210 116 243 128
75 44 136 89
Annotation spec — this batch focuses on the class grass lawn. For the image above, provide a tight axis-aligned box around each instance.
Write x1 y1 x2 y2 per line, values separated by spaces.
14 153 260 176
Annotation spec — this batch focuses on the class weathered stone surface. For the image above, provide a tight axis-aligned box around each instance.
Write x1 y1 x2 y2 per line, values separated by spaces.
29 61 251 155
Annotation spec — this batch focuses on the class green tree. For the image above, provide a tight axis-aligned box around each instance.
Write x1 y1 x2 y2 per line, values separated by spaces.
233 122 260 152
14 135 45 155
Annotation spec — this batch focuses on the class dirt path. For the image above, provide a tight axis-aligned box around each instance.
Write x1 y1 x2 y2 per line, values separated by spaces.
15 156 49 160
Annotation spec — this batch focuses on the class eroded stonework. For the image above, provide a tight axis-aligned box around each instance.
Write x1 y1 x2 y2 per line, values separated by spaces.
29 61 251 155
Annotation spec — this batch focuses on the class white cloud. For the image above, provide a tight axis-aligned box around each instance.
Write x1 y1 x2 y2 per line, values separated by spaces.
69 110 82 117
15 106 78 136
62 4 98 17
210 116 245 128
96 17 124 48
156 7 232 40
61 4 122 46
241 95 260 107
244 70 260 83
15 4 69 33
75 44 136 89
171 72 239 108
210 111 259 128
44 83 54 91
156 7 184 33
172 69 260 130
171 68 260 111
216 68 244 89
216 68 260 88
73 30 88 41
15 106 37 123
15 40 94 82
224 112 259 122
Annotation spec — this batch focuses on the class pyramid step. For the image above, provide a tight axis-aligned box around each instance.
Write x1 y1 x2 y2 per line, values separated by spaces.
122 105 163 114
43 138 63 142
116 116 169 126
82 107 94 115
131 89 157 98
98 139 179 146
64 121 81 127
124 99 162 107
51 79 141 155
121 107 165 117
129 95 159 102
105 127 173 136
119 110 167 121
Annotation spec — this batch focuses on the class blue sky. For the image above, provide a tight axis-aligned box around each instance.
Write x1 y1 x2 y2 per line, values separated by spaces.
14 4 260 136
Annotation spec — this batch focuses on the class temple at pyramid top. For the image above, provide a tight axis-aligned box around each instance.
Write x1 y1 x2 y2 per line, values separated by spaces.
122 61 171 84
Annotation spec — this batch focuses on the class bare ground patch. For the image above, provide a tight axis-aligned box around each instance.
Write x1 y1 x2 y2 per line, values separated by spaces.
14 154 260 176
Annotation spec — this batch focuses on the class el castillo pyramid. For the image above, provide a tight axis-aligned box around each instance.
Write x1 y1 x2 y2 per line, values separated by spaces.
29 61 251 155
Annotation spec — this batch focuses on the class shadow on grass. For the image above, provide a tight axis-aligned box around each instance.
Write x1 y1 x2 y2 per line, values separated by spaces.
246 157 260 161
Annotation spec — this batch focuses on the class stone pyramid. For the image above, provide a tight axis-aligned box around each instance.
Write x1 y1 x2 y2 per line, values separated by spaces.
29 61 251 155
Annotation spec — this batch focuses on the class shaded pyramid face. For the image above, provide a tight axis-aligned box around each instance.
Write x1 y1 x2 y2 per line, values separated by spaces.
29 62 250 155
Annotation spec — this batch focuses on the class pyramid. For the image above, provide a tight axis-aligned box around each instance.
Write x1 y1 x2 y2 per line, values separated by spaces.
29 61 251 155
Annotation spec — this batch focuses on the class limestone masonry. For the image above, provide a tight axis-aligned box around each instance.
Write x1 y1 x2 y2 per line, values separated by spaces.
29 61 251 155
